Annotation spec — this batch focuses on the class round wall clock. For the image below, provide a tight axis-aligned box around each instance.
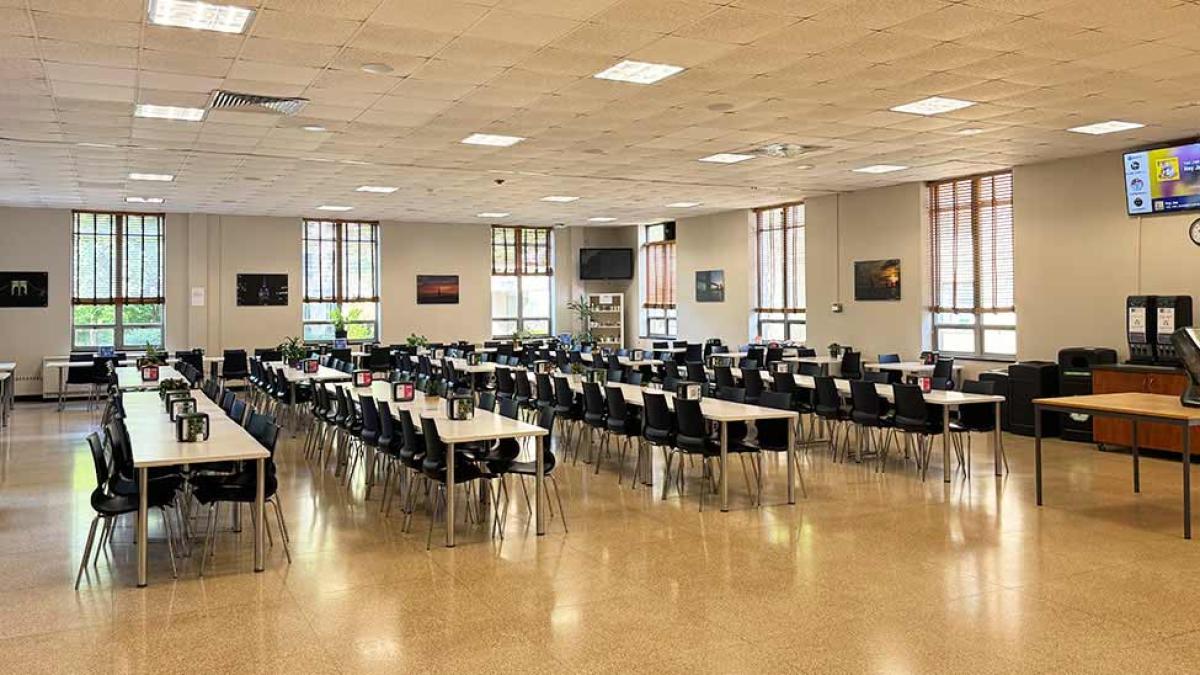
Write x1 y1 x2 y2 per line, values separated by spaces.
1191 218 1200 246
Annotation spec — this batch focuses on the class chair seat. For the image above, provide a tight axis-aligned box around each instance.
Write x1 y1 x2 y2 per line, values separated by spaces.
423 460 491 484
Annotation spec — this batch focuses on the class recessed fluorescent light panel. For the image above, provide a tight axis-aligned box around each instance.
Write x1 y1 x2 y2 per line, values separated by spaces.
698 153 755 164
355 186 398 193
853 164 909 174
461 133 525 147
477 212 510 218
667 202 701 208
135 103 205 122
1067 120 1145 135
541 196 579 203
956 128 985 136
125 197 164 204
302 125 326 132
594 60 685 85
890 96 976 116
129 172 174 182
148 0 254 34
317 205 353 212
588 217 617 223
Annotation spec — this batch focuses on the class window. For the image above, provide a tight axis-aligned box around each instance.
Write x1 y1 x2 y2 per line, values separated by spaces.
490 226 553 337
72 211 164 350
754 203 806 342
929 171 1015 358
302 220 379 342
641 223 676 338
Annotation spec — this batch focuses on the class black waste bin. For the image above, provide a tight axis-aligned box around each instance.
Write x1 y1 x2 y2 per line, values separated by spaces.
1057 347 1119 443
1009 361 1060 437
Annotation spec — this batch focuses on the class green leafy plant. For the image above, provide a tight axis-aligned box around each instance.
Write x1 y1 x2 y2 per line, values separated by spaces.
566 295 596 343
329 306 363 334
406 332 429 348
157 378 188 399
827 342 842 358
279 336 306 364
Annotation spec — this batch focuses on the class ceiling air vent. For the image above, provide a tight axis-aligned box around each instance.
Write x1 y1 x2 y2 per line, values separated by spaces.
208 90 308 116
751 143 827 159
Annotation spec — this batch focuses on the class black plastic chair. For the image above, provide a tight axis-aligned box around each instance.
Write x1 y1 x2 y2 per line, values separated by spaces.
814 376 851 458
849 380 895 468
742 368 765 405
581 382 608 466
840 350 863 379
932 357 956 391
418 416 501 548
893 383 943 481
640 390 674 490
553 376 584 458
949 380 1006 475
604 386 642 484
742 390 807 500
487 407 567 532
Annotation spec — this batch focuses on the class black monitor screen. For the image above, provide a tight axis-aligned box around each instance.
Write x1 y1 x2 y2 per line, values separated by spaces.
579 248 633 280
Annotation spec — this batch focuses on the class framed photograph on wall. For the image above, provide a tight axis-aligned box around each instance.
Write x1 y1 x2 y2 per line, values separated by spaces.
237 273 289 306
854 259 901 301
695 270 725 303
0 271 49 307
417 275 460 305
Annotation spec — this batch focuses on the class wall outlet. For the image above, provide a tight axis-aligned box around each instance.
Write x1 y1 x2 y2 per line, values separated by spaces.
831 302 844 313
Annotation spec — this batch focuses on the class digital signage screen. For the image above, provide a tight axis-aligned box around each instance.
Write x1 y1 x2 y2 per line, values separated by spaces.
1124 142 1200 215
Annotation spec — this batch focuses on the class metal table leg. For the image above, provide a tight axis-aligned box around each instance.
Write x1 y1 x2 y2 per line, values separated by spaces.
137 468 148 587
1132 420 1140 493
994 401 1003 476
445 442 456 547
1183 423 1192 540
786 415 796 504
720 421 729 511
58 365 67 412
536 434 545 536
255 458 265 571
1034 405 1043 506
942 405 951 483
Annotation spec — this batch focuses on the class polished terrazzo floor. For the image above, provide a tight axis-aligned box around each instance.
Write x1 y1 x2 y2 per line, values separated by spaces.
3 399 1200 674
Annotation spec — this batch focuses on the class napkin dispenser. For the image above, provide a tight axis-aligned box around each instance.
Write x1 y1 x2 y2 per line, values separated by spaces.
447 393 475 420
169 396 196 421
585 368 607 384
140 365 159 381
176 412 210 442
302 358 319 374
164 390 191 413
392 381 415 402
534 360 554 374
631 349 644 362
354 370 372 387
467 352 481 366
677 382 704 400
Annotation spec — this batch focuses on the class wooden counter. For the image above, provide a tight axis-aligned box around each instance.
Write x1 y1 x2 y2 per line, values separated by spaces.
1092 364 1200 453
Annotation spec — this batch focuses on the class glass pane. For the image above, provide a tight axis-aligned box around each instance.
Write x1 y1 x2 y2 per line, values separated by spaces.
304 302 334 322
523 319 550 336
123 327 162 348
122 304 163 325
937 328 976 353
666 319 677 337
491 276 518 318
789 322 807 343
982 312 1017 327
346 322 375 341
492 320 518 337
649 319 666 336
304 323 334 342
646 224 665 243
760 322 785 341
984 329 1017 356
74 328 114 348
520 276 551 318
74 304 116 325
935 313 975 326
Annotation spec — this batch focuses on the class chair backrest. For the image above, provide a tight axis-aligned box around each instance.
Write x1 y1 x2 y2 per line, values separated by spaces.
582 382 606 417
772 372 796 394
535 373 554 405
674 397 706 439
714 366 735 389
229 398 247 425
247 412 280 454
221 349 248 375
892 383 928 424
958 379 996 428
863 371 890 384
626 371 643 386
220 390 236 412
606 368 623 383
398 409 421 461
605 385 627 421
359 393 379 435
797 361 822 377
496 367 514 394
662 375 680 393
684 343 703 362
754 391 792 448
850 380 883 416
420 416 447 473
256 348 282 362
759 389 791 411
642 391 672 431
498 396 519 419
477 390 497 412
377 399 396 445
814 376 842 412
716 385 745 403
553 376 574 408
841 350 862 378
66 353 94 385
742 369 764 397
514 369 533 398
685 362 707 383
932 357 955 388
878 353 901 364
796 347 816 357
86 432 111 492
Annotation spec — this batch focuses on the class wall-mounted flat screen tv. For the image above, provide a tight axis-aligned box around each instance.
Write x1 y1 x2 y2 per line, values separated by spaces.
1125 142 1200 215
579 248 634 280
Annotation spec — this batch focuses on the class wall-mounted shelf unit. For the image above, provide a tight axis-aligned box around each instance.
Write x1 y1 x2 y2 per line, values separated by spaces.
587 293 624 350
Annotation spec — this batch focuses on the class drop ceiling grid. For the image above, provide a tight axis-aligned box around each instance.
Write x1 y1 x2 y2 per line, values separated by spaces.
0 0 1198 220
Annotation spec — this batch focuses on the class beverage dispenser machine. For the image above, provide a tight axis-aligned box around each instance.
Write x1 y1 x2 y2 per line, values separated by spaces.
1153 295 1193 365
1127 296 1156 364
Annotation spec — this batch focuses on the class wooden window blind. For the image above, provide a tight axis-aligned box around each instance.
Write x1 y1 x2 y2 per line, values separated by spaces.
491 226 552 276
754 203 805 313
642 239 676 310
928 171 1014 314
303 220 378 303
72 211 163 305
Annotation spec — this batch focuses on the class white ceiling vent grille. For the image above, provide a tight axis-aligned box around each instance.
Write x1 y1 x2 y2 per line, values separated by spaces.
208 90 309 116
751 143 828 159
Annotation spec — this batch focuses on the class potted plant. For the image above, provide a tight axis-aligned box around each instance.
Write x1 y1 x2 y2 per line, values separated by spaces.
157 377 188 401
279 336 306 369
137 342 166 369
566 295 596 343
828 342 842 358
329 306 363 341
406 332 429 349
511 327 532 349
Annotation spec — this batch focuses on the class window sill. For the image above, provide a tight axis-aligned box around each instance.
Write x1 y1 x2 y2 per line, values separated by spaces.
938 354 1016 364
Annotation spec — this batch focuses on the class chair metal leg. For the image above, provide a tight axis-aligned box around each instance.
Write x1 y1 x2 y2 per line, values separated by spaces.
74 516 100 590
160 507 178 580
270 498 292 563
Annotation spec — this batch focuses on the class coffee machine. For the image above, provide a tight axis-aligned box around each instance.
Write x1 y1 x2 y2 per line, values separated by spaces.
1126 296 1156 364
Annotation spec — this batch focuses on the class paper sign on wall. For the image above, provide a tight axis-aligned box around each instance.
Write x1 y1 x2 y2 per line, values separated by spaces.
190 287 206 307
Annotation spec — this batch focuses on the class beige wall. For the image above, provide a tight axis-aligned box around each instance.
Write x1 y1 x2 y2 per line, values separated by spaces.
675 210 754 348
805 183 926 360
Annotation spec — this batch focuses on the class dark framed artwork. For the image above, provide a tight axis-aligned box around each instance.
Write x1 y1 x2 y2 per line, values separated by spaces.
0 271 48 307
854 259 901 301
417 275 460 305
695 270 725 303
237 273 289 306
